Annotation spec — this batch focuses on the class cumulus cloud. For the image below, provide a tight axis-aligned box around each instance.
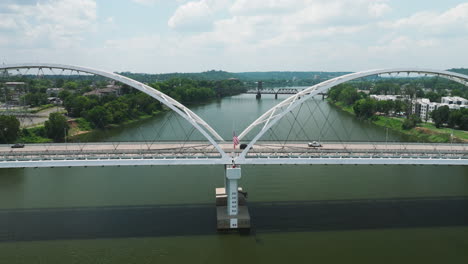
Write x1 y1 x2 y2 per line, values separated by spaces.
0 0 97 48
168 0 231 31
380 3 468 35
3 0 468 72
131 0 167 6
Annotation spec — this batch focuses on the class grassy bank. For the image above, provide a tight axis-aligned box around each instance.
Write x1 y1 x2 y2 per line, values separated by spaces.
19 127 52 143
18 111 164 144
330 101 468 143
67 111 163 141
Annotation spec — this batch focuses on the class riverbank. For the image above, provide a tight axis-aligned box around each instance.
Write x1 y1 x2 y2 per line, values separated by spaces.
330 101 468 143
18 111 162 144
67 112 161 141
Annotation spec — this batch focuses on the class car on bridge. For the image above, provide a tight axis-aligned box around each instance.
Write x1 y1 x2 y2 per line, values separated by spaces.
308 141 322 148
11 143 25 148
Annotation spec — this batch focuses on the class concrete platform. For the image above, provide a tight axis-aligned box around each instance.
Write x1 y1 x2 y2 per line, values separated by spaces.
216 206 251 230
215 187 251 230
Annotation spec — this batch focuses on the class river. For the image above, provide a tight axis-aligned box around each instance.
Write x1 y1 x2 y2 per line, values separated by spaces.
0 93 467 264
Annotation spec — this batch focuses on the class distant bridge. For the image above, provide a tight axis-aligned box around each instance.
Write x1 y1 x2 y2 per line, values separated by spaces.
245 88 327 99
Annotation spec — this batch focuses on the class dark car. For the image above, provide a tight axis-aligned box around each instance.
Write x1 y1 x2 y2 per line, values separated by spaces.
11 143 25 148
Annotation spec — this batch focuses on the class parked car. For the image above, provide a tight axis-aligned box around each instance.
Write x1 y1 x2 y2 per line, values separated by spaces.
308 141 322 148
11 143 25 148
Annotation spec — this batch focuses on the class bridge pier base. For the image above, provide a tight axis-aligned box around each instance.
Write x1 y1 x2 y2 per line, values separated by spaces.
275 93 278 99
216 165 250 231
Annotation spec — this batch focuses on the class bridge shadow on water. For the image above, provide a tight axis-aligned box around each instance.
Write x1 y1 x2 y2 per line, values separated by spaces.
1 197 468 242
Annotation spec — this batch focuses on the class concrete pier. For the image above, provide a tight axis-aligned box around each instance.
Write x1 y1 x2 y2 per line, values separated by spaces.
215 166 251 231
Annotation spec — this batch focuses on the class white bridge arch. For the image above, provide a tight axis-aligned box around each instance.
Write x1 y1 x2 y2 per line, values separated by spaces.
0 63 230 160
236 68 468 162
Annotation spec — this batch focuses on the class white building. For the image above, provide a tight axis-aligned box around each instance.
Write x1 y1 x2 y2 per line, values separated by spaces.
412 96 467 121
441 96 468 107
370 95 406 101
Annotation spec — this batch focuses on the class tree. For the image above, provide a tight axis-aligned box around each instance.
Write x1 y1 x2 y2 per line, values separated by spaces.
448 110 462 128
431 106 450 128
426 91 440 102
451 89 463 97
45 113 69 142
64 95 95 117
376 100 394 115
328 86 344 102
402 115 421 130
58 90 72 100
338 86 360 105
105 100 129 124
460 115 468 130
353 98 376 119
22 92 48 107
393 100 407 115
63 81 79 90
0 115 20 143
86 106 112 128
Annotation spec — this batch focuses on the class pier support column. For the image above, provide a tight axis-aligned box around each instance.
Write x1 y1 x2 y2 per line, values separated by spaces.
216 165 250 231
226 165 241 217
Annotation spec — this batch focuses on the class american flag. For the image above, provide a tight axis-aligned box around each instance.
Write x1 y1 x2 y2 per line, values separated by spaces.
233 132 240 148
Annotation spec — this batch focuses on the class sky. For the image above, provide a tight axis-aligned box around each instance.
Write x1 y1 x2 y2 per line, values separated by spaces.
0 0 467 73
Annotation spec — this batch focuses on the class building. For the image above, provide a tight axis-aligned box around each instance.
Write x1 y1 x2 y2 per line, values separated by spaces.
441 96 468 107
46 88 64 96
411 96 468 121
5 82 25 89
83 86 121 97
370 95 402 101
411 98 430 120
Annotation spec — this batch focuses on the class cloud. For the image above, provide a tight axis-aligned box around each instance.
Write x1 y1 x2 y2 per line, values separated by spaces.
380 3 468 36
168 0 231 31
229 0 304 15
368 1 391 18
0 15 17 30
3 0 468 73
0 0 97 48
131 0 162 6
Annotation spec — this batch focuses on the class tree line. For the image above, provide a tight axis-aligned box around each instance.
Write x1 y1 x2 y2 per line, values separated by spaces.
431 106 468 130
0 77 247 143
328 84 408 119
328 84 468 131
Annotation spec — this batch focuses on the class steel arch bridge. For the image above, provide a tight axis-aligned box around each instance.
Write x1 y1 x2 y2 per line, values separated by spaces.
0 64 467 168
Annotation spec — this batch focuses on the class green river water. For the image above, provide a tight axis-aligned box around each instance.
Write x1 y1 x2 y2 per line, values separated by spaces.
0 93 467 264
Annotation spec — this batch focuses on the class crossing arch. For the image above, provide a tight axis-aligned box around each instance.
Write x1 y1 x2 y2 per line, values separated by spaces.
0 63 229 160
236 68 468 162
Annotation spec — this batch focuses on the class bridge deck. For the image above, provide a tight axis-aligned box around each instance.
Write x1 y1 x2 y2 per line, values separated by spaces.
0 142 466 167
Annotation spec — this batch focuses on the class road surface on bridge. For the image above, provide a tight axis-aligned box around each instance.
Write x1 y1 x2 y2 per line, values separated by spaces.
1 142 466 157
0 142 468 155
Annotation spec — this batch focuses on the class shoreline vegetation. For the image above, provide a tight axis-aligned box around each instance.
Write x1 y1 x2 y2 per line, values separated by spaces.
14 78 246 144
330 101 468 143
